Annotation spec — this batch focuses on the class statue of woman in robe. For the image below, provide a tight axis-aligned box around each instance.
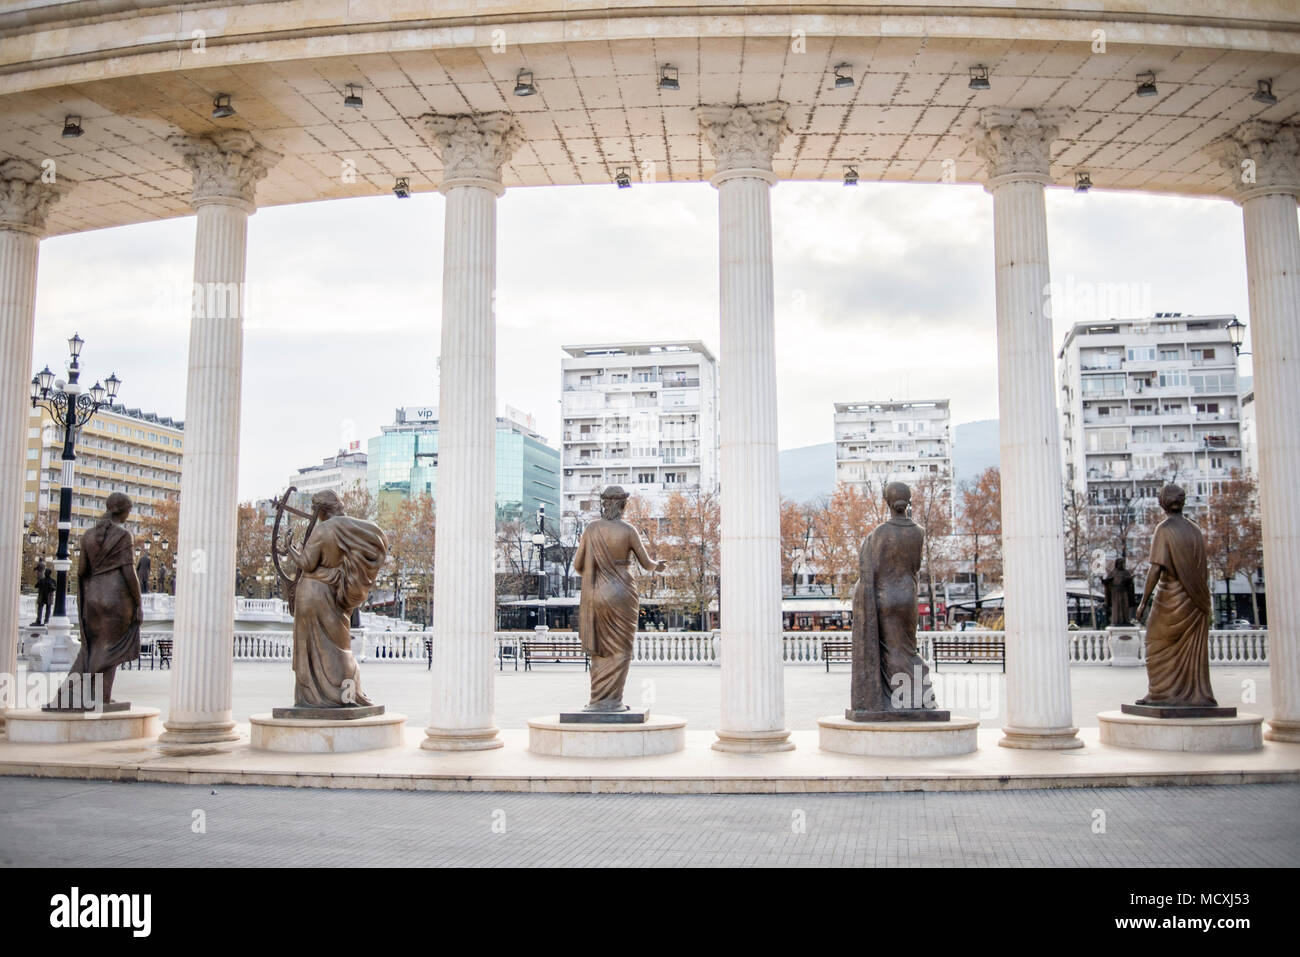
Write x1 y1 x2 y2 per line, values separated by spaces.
574 486 666 712
52 492 141 709
282 490 389 709
848 482 944 718
1134 483 1218 707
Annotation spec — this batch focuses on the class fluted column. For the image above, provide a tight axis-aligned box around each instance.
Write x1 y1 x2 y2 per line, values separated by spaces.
1213 122 1300 742
160 131 278 747
974 109 1081 749
699 103 793 752
0 160 62 731
421 113 520 751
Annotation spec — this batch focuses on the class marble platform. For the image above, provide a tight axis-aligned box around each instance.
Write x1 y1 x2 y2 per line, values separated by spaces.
528 714 686 757
4 707 161 744
818 715 979 757
1098 710 1264 752
249 712 407 753
0 726 1296 793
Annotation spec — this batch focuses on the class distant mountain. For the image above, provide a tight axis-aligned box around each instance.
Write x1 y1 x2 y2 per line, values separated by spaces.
779 442 835 504
954 419 999 485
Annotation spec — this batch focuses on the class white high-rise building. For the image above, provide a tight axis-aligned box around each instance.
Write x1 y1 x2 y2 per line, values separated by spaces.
1058 313 1244 517
560 341 719 517
833 399 953 491
288 446 369 502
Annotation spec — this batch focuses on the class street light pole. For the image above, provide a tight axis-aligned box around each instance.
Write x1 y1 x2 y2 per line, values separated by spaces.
28 334 121 672
532 504 547 634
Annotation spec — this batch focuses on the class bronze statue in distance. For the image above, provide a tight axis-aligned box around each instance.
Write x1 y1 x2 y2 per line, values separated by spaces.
278 489 389 713
848 482 949 721
49 493 141 710
1127 484 1233 717
1103 556 1136 626
573 486 665 714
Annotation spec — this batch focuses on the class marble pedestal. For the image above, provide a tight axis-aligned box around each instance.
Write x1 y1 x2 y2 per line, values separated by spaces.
818 715 979 757
4 707 160 743
1106 627 1143 667
528 714 686 757
249 712 406 753
1098 710 1264 752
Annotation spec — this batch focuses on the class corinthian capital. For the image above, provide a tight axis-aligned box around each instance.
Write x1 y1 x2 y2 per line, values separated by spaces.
168 130 282 211
1210 120 1300 202
423 113 522 191
698 102 791 179
0 158 66 235
973 108 1070 185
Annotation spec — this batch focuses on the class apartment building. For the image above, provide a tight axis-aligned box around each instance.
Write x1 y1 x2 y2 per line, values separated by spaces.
833 399 953 491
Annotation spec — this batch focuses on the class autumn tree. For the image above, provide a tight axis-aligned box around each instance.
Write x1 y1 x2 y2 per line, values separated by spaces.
809 482 889 599
495 518 535 601
547 510 586 598
911 471 956 630
659 489 721 629
780 498 815 594
1205 469 1264 625
235 501 274 596
340 479 377 521
20 512 54 590
956 466 1002 611
384 493 436 621
135 496 181 593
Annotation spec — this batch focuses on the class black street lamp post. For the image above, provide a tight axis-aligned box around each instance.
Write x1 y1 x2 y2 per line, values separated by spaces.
533 504 547 633
28 333 120 671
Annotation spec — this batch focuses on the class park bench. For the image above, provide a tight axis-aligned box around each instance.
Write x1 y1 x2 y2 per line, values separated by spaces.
424 637 432 670
822 640 853 672
521 637 589 672
931 637 1005 672
155 638 172 670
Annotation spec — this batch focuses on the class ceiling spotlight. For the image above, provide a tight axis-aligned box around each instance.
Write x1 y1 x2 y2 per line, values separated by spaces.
1074 171 1092 193
211 93 235 118
658 65 679 92
615 168 632 188
843 166 859 186
834 64 854 90
969 65 991 91
1136 72 1158 97
393 177 411 199
343 84 363 109
1253 78 1278 106
61 115 84 138
514 70 536 97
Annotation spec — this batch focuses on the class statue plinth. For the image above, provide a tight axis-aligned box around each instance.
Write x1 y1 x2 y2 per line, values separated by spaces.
271 704 385 720
1121 702 1237 719
43 701 131 713
560 710 648 724
845 708 951 722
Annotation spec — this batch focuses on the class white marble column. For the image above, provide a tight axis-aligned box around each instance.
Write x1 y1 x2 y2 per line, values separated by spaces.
699 103 794 752
421 113 520 751
0 160 62 730
1213 121 1300 742
160 131 279 747
974 109 1081 749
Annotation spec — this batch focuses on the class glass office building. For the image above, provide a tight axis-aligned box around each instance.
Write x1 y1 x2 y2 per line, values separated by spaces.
368 406 560 525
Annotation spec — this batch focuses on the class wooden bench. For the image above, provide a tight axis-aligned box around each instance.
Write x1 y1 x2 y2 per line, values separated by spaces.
931 638 1004 672
521 638 589 671
156 638 172 670
822 640 853 672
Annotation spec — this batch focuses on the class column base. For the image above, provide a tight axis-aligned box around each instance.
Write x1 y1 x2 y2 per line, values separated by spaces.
998 724 1083 750
158 719 240 747
1264 719 1300 743
421 725 503 751
712 728 795 753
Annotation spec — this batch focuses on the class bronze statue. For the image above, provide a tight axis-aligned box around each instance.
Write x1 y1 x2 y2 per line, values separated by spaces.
573 486 665 713
1132 484 1223 710
50 493 141 710
280 489 388 710
1103 556 1136 626
848 482 948 720
135 548 151 595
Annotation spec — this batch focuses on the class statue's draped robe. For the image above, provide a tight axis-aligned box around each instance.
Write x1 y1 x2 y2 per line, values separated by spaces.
577 519 639 707
1141 514 1216 707
68 521 141 695
851 517 936 713
291 516 388 708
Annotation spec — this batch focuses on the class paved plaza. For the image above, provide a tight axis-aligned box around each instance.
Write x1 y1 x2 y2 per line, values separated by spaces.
0 776 1294 867
37 660 1272 732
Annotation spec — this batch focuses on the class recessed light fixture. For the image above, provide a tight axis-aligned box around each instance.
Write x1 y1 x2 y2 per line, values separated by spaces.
615 168 631 188
211 93 235 119
514 70 536 97
834 64 854 90
843 166 859 186
393 177 411 199
344 84 363 109
1136 72 1158 97
1253 78 1278 106
61 115 84 138
1074 171 1092 193
969 65 991 91
658 65 680 91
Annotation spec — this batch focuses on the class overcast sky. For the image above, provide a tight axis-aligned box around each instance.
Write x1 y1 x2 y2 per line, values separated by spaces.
32 180 1258 501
